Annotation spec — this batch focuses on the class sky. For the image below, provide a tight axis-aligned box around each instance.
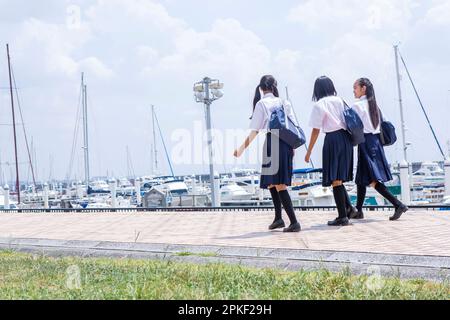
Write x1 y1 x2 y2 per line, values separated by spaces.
0 0 449 183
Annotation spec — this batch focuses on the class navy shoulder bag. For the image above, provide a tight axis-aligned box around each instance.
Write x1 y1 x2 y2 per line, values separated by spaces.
379 111 397 146
342 99 365 146
267 101 306 150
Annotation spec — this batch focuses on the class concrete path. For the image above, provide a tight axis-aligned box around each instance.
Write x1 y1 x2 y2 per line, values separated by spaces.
0 209 449 281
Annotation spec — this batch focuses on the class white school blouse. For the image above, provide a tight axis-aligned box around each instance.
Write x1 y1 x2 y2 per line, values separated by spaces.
308 95 347 133
249 93 298 131
351 95 381 134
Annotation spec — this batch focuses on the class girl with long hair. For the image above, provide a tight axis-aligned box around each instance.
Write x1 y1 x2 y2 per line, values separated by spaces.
234 75 301 232
351 78 408 221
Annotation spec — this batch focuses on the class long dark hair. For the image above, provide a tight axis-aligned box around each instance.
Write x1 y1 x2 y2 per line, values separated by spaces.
357 78 380 128
312 76 337 102
252 75 279 115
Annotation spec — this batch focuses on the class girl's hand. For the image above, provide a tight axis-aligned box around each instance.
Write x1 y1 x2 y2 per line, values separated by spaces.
305 151 311 163
234 148 243 158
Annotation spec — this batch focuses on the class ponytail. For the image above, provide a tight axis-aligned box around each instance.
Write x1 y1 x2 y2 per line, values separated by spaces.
272 85 279 98
252 85 261 114
251 75 279 117
357 78 380 129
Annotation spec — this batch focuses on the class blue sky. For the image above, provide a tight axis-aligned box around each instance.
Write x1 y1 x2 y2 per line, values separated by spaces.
0 0 449 182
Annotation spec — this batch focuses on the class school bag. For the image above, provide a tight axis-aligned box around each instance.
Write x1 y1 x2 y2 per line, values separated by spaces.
379 111 397 146
342 99 365 146
267 102 306 149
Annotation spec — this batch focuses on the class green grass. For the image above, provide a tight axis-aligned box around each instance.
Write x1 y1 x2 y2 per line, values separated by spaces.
0 251 448 300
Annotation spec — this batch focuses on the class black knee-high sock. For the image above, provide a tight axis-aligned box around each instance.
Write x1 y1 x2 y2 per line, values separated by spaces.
278 190 298 225
356 185 367 211
333 185 348 219
374 182 402 208
344 187 353 210
269 187 282 221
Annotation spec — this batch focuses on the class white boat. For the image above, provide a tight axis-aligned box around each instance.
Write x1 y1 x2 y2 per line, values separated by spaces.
117 178 135 196
220 183 254 202
290 169 335 206
89 180 110 193
412 162 445 187
0 191 18 209
152 179 189 196
412 162 445 203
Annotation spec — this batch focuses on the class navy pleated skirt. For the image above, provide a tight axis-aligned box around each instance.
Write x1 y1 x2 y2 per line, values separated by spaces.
356 133 393 186
260 133 294 189
322 129 354 187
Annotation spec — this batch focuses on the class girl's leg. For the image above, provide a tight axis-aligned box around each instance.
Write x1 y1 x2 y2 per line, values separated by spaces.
356 185 367 211
268 185 285 230
372 181 408 221
329 180 350 226
276 184 301 232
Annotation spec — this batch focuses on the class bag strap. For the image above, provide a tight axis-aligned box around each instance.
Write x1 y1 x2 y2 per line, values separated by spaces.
341 98 350 110
379 108 384 122
283 100 301 128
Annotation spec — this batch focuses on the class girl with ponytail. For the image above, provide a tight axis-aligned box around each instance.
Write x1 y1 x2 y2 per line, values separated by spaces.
351 78 408 221
234 75 301 233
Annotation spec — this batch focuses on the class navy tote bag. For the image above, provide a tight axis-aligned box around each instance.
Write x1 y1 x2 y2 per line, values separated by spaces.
379 111 397 146
268 103 306 150
342 99 365 146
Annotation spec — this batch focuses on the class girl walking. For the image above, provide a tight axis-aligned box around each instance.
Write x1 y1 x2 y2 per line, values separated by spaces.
305 76 355 226
351 78 408 221
234 75 301 233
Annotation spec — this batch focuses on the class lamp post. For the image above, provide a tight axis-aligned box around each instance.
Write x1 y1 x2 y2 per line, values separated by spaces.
193 77 224 207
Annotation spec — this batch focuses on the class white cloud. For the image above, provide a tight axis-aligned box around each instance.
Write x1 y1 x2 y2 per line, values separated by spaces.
79 57 114 79
151 18 272 86
85 0 186 34
422 0 450 26
288 0 416 35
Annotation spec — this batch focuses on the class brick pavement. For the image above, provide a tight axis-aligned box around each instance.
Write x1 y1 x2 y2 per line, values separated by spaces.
0 209 448 257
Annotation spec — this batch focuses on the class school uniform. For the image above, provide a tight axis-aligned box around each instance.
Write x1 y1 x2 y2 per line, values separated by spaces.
250 93 297 189
352 96 392 186
309 96 354 187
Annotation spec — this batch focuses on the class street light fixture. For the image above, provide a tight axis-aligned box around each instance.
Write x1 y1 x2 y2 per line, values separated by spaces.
193 77 224 207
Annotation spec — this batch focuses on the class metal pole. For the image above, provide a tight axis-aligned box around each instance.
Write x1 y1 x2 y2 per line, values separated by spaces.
152 105 158 175
82 73 90 189
6 44 20 204
203 77 217 207
394 45 408 162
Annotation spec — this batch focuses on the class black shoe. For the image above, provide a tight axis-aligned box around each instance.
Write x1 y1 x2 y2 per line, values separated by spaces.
390 205 409 221
351 210 364 220
283 222 301 233
269 219 285 230
328 217 350 226
347 206 361 219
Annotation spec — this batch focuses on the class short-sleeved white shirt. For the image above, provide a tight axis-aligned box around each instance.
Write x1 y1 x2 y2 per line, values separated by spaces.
308 95 347 133
351 96 381 134
249 93 298 131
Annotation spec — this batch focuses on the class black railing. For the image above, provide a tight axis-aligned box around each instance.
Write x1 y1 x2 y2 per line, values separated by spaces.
0 205 448 214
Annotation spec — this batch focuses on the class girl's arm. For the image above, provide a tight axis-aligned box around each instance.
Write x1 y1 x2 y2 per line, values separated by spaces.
305 128 320 163
234 130 259 158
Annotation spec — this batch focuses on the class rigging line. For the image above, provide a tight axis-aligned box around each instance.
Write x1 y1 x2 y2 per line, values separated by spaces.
285 87 315 169
399 50 446 159
154 111 175 177
126 146 136 179
11 64 37 188
66 81 83 181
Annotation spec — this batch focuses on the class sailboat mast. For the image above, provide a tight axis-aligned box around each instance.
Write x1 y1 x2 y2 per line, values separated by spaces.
151 105 158 174
6 44 20 203
394 45 408 162
81 73 90 188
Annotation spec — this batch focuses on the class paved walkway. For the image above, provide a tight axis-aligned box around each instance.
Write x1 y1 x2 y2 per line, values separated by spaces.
0 209 449 281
